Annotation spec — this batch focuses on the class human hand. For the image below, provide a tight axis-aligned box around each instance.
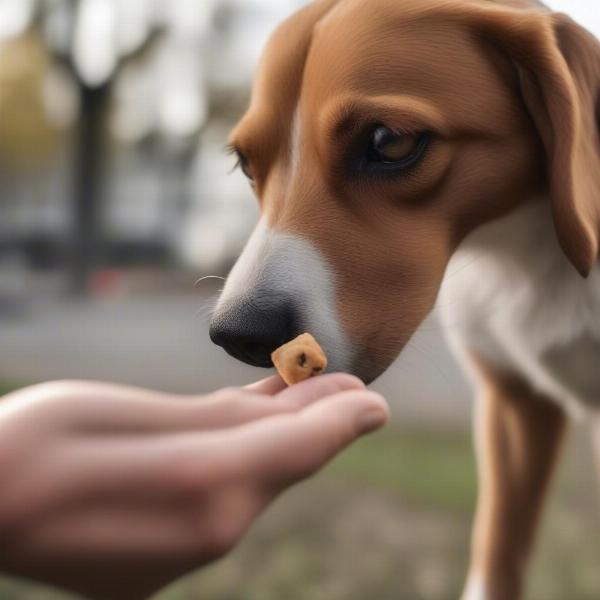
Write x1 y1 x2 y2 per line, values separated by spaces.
0 374 388 600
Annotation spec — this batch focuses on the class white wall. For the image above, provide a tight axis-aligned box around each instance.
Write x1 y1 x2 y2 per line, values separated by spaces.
545 0 600 37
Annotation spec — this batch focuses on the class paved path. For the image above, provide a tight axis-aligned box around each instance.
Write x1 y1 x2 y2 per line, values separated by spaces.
0 291 472 426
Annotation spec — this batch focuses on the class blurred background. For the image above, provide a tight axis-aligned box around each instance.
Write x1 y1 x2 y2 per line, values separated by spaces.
0 1 599 599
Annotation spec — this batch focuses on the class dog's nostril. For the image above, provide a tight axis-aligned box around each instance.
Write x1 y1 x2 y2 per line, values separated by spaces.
209 295 300 368
244 342 262 355
240 340 271 364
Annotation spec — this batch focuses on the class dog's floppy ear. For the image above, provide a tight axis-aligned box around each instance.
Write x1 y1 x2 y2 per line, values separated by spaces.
471 6 600 276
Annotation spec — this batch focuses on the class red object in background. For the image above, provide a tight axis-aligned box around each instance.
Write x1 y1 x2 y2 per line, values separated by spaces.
91 269 124 297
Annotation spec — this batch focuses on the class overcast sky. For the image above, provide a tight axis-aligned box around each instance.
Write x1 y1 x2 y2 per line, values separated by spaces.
264 1 600 42
542 0 600 37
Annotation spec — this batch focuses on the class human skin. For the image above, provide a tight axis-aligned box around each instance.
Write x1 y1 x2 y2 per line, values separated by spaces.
0 373 388 600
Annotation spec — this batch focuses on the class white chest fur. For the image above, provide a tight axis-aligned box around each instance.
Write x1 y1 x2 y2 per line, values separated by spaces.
439 200 600 416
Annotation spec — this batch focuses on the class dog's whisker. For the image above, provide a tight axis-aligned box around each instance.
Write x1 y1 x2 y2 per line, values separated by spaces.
194 308 217 322
194 275 226 287
193 294 221 321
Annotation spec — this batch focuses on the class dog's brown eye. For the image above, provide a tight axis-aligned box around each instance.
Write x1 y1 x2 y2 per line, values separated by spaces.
238 153 254 182
229 147 254 183
371 127 421 164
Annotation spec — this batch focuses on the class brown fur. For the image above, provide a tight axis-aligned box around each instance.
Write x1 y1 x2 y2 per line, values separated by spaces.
468 356 567 599
230 0 600 381
228 0 600 596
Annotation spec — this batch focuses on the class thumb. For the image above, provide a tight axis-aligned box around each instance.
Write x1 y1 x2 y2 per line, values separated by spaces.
229 389 390 488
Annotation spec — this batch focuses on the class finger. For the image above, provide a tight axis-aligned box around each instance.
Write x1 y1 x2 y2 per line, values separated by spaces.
275 373 365 408
96 389 301 433
62 390 387 504
181 374 365 431
43 382 297 434
244 375 287 395
224 389 389 489
45 377 367 437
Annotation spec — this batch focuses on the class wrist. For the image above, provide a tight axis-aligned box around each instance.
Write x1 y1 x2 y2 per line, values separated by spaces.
0 436 24 571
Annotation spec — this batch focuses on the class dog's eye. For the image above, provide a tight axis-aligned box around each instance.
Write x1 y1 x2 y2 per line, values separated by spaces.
367 127 429 169
238 153 254 182
230 148 254 183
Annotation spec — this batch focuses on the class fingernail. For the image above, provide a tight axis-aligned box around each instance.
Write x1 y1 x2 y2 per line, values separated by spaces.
358 408 388 435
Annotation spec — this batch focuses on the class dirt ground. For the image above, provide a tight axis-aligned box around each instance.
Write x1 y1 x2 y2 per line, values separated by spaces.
0 287 472 426
1 281 598 599
1 426 599 600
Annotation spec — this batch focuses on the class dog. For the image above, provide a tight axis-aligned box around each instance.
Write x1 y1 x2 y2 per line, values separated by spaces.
209 0 600 598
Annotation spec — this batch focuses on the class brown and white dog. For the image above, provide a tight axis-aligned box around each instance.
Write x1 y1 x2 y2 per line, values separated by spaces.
209 0 600 598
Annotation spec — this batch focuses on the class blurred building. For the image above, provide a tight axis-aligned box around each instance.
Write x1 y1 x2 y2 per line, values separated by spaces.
1 0 596 409
0 0 307 295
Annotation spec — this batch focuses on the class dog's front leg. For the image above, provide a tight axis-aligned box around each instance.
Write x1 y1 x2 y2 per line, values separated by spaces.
591 423 600 498
461 360 567 600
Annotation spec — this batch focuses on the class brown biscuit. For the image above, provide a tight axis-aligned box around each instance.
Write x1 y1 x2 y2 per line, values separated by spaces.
271 333 328 386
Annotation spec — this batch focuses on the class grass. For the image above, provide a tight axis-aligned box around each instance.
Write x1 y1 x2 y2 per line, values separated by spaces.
328 428 477 512
156 427 474 600
0 403 598 600
0 381 20 396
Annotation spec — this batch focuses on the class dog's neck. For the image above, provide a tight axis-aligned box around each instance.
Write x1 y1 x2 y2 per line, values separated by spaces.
439 198 600 414
461 199 575 276
443 198 591 300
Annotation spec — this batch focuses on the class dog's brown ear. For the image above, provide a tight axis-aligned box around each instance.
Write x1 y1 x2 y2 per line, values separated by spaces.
471 7 600 276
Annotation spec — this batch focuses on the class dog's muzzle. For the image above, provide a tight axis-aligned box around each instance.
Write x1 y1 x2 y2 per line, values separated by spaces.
208 221 354 374
209 292 301 368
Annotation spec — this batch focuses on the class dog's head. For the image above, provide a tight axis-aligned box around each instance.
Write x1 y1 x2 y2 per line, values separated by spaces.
210 0 600 383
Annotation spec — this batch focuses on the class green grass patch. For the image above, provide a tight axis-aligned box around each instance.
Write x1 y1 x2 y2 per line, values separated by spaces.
1 425 598 600
0 382 20 396
327 426 477 513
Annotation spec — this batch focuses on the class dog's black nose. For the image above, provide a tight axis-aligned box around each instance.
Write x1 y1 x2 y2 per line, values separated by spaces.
209 295 300 368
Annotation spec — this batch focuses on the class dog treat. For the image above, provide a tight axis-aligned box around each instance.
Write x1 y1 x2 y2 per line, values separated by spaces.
271 333 327 386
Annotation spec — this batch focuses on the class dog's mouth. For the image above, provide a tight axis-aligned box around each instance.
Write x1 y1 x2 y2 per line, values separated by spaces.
210 303 401 388
210 300 357 376
209 293 301 368
209 221 359 376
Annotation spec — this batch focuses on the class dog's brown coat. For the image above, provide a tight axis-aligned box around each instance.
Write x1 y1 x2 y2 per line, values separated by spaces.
229 1 600 597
